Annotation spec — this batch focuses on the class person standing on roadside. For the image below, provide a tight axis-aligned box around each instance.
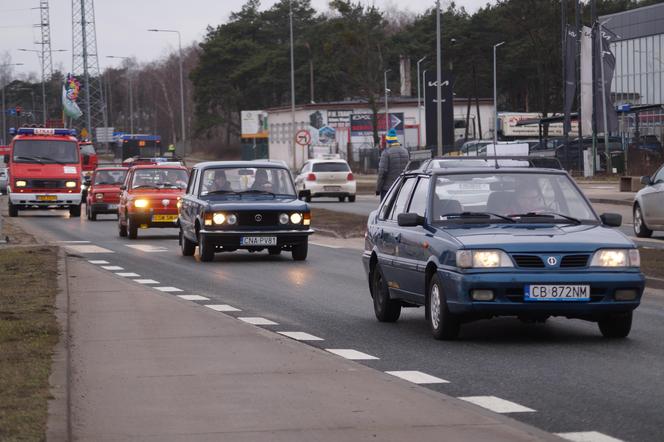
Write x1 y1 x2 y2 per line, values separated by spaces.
376 129 409 201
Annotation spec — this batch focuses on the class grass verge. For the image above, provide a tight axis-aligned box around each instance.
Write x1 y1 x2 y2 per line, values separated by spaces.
311 208 367 238
0 246 60 441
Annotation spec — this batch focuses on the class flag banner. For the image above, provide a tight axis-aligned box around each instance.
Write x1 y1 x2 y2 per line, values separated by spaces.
424 71 454 151
594 26 619 134
63 74 82 119
580 26 593 136
564 25 577 134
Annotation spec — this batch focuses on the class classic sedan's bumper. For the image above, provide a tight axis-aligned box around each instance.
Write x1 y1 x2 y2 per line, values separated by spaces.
305 181 356 197
90 202 119 214
200 228 314 249
9 191 82 207
128 210 179 228
440 269 645 318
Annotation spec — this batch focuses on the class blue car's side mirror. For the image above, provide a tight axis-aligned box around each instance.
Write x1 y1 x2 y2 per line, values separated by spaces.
600 213 622 227
397 213 425 227
640 176 651 186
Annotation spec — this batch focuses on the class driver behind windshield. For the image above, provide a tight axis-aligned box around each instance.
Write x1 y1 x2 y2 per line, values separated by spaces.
511 184 548 214
252 168 273 191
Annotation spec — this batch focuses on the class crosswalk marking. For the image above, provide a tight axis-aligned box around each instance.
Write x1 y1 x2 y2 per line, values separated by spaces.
278 331 323 341
154 286 183 292
205 304 241 312
325 349 379 360
134 279 159 284
66 245 114 254
101 266 124 271
238 317 278 326
385 371 449 384
88 260 109 265
115 272 140 278
459 396 535 413
177 295 209 301
125 244 169 253
556 432 623 442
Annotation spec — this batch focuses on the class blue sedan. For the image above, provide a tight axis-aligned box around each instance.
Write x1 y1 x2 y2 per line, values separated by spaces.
362 166 645 340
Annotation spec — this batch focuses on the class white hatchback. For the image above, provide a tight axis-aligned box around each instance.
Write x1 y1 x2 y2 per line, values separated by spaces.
295 159 356 202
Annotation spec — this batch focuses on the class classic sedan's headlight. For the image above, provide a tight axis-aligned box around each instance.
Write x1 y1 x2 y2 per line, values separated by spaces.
290 213 303 224
95 193 104 200
226 214 237 225
279 213 289 225
590 249 640 267
15 180 27 187
213 213 226 225
456 250 514 269
65 181 77 188
133 199 149 208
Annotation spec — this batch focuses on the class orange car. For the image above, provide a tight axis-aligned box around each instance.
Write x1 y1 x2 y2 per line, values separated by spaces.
118 164 189 239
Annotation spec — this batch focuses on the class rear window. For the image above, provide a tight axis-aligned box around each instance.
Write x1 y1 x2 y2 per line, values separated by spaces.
312 162 350 172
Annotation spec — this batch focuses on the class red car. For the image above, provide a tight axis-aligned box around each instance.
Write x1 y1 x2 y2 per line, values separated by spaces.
85 167 128 220
118 164 189 239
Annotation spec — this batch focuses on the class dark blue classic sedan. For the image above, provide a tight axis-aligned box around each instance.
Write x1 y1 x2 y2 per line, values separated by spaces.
179 161 313 262
362 166 645 340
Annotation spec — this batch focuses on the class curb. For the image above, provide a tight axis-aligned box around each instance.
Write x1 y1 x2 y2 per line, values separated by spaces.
589 197 632 207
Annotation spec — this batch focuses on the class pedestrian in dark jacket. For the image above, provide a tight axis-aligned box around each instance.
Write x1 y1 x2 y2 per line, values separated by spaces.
376 130 409 200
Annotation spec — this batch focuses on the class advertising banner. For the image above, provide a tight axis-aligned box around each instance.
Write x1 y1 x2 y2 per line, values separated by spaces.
62 74 83 120
580 26 593 136
424 71 454 151
326 110 352 128
241 110 268 138
350 112 404 137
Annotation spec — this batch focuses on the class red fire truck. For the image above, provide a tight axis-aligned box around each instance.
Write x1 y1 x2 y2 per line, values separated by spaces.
4 127 83 217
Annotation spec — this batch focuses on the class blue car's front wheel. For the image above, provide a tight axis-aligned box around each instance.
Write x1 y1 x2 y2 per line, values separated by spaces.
598 311 633 338
429 275 460 340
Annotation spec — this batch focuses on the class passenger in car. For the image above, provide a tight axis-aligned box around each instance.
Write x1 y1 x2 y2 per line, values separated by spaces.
252 168 273 191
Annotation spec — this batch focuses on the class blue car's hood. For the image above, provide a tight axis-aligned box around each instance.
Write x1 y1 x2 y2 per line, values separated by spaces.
440 223 634 252
205 196 308 212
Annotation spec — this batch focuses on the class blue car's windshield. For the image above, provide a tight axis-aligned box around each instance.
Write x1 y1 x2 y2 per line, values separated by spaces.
200 167 296 197
433 172 597 223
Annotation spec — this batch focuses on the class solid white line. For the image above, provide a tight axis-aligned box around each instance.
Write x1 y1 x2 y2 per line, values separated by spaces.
325 349 379 360
134 279 159 284
555 432 623 442
309 242 342 249
238 317 278 326
101 266 124 271
154 286 183 292
177 295 210 301
278 331 324 341
458 396 535 413
205 304 241 312
65 245 115 254
115 272 140 278
385 370 449 384
125 244 169 252
58 240 90 243
88 260 109 264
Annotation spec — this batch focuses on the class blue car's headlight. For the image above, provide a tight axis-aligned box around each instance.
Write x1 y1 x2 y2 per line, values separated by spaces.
456 250 514 269
590 249 640 267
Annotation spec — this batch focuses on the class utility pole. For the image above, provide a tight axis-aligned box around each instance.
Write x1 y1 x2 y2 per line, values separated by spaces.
416 56 426 148
384 69 391 137
493 42 505 146
599 18 612 173
289 1 296 170
435 0 443 156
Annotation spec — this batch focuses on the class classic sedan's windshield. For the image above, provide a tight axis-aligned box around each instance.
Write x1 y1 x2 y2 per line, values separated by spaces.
433 172 597 223
95 169 127 185
200 167 295 197
13 140 79 164
131 168 188 189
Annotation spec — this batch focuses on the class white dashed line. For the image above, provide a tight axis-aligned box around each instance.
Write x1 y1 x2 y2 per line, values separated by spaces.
205 304 241 312
101 266 124 271
385 370 449 384
555 432 623 442
66 245 114 254
309 242 342 249
134 279 159 284
88 260 109 264
325 349 379 360
238 317 278 326
125 244 169 252
459 396 535 413
177 295 210 301
154 286 183 292
278 331 324 341
115 272 140 278
58 240 90 244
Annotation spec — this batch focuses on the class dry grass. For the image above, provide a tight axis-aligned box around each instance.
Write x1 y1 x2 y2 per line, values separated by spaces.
0 246 60 441
311 208 367 238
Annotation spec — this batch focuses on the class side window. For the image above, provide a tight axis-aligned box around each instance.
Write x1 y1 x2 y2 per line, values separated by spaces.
389 177 417 221
408 177 430 217
378 178 402 220
186 169 198 195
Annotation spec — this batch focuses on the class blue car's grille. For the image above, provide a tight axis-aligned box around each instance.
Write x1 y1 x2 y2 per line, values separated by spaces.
512 254 590 269
560 254 590 268
512 255 544 268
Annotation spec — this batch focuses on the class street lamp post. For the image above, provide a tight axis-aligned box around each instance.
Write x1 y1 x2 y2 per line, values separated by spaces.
1 63 24 144
598 19 612 173
18 48 66 125
435 0 443 156
148 29 186 157
106 56 134 134
289 1 297 169
384 69 391 138
492 41 505 146
416 56 427 148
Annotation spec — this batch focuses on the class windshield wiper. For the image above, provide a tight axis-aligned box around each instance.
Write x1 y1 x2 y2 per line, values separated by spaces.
238 189 276 198
34 156 67 165
132 184 159 189
444 211 516 223
509 212 581 224
15 155 45 164
205 189 240 196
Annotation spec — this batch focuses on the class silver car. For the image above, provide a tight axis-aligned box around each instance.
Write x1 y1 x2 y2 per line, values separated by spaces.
0 167 7 195
633 164 664 237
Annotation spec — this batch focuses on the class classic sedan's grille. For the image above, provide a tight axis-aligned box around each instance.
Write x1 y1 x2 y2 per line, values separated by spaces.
512 255 545 268
27 179 67 188
560 254 590 268
238 212 279 227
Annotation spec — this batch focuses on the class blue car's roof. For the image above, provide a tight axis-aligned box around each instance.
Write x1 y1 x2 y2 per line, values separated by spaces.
194 160 289 170
426 167 568 176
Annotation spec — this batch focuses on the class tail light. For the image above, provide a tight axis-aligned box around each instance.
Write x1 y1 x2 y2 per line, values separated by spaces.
347 173 354 181
306 173 316 181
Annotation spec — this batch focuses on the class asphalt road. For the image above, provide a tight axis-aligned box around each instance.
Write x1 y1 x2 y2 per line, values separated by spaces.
11 207 664 442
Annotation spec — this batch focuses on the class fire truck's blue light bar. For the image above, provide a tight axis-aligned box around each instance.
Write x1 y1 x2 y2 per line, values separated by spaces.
16 128 77 136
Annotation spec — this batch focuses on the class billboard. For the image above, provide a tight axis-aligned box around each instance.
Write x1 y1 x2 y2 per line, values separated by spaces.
350 112 404 137
327 110 352 128
424 71 455 151
241 110 269 138
500 113 580 138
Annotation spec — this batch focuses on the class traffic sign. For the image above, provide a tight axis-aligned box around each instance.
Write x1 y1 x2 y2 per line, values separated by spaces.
295 129 311 146
95 127 115 143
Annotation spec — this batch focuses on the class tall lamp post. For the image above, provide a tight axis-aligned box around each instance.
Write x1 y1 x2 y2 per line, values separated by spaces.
384 69 391 138
416 56 427 148
492 41 505 146
1 62 24 144
106 56 134 134
147 29 186 157
18 48 66 125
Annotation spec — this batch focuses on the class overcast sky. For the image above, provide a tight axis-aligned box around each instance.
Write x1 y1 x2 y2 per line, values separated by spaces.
1 0 494 77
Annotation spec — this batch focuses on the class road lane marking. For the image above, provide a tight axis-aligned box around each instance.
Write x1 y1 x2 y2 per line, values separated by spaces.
310 242 343 249
154 286 183 292
125 244 169 252
65 245 114 254
385 371 449 384
88 260 109 264
134 279 159 284
58 240 90 243
101 266 124 271
278 331 324 341
325 349 379 360
115 272 140 278
459 396 535 413
555 432 623 442
177 295 210 301
238 317 278 326
205 304 241 312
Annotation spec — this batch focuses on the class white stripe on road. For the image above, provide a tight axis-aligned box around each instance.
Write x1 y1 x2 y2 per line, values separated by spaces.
125 244 169 253
88 260 109 264
459 396 535 413
205 304 241 312
555 432 623 442
134 279 159 284
325 349 379 360
309 242 343 249
177 295 210 301
101 266 124 271
58 240 90 243
66 245 114 254
385 370 449 384
154 286 183 292
238 317 278 326
115 272 140 278
278 331 324 341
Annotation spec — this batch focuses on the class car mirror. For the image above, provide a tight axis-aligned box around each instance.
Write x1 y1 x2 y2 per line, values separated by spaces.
600 213 622 227
397 213 425 227
640 176 651 186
